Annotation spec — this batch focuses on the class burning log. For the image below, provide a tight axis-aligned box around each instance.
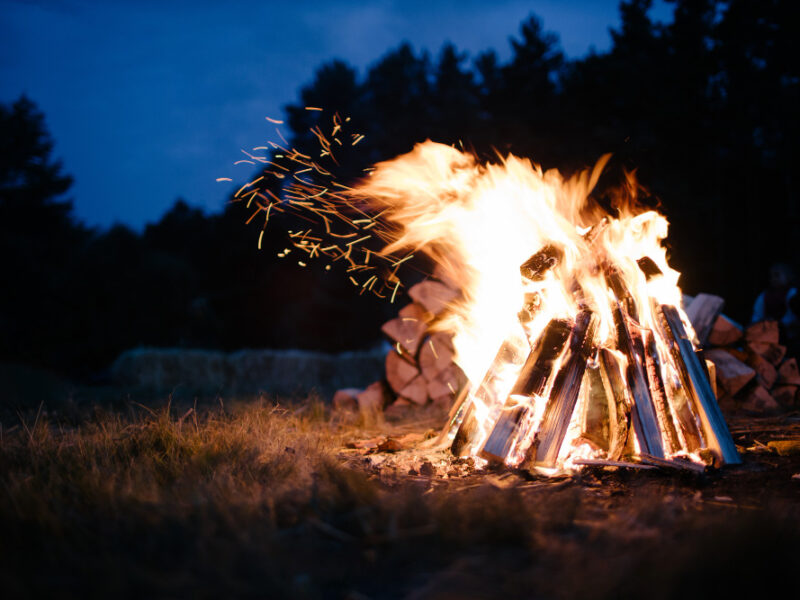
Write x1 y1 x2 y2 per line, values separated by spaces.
609 299 665 458
597 349 632 460
449 339 527 456
658 305 740 465
644 330 681 454
533 311 598 467
479 318 571 463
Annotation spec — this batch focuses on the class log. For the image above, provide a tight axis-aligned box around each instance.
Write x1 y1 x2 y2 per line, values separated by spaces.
708 314 743 347
426 364 466 401
746 350 778 389
408 280 459 315
772 385 798 408
450 338 528 456
685 293 725 345
479 319 571 463
385 350 419 395
381 316 427 356
534 311 597 467
706 360 718 398
581 363 611 452
398 301 432 322
659 305 740 465
418 332 455 381
745 320 779 344
779 358 800 385
664 376 704 454
612 301 664 458
753 343 787 366
644 329 681 453
520 244 563 281
741 384 781 415
705 349 756 397
597 349 632 461
399 374 428 406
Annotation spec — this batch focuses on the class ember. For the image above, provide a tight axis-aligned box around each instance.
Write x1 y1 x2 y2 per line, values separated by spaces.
354 141 740 473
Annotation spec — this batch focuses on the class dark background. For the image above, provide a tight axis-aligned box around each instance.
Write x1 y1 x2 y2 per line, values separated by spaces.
1 0 798 380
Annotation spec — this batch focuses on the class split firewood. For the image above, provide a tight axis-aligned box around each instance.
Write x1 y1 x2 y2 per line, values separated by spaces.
772 385 798 408
398 302 432 322
705 359 718 398
381 315 427 356
741 384 781 415
385 350 420 395
705 349 756 397
746 350 778 389
399 374 428 406
332 388 360 412
760 343 787 366
426 363 467 400
707 314 743 347
685 293 725 345
779 358 800 385
745 321 780 345
408 280 459 315
418 332 456 381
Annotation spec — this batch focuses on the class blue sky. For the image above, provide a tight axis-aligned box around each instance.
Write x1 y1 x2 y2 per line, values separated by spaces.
1 0 671 229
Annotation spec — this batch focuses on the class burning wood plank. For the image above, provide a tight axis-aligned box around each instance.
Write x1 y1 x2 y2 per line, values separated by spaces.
533 310 598 467
658 305 741 465
479 318 571 463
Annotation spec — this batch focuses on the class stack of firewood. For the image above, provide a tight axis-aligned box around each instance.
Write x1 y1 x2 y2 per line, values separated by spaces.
687 293 800 414
333 277 467 422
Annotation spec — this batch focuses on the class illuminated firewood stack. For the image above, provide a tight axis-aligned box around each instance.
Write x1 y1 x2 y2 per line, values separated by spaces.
333 277 468 423
696 295 800 414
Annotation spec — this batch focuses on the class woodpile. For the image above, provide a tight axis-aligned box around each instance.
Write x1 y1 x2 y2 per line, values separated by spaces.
334 277 468 421
690 294 799 415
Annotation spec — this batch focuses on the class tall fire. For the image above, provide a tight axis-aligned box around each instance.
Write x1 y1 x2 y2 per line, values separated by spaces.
352 141 739 473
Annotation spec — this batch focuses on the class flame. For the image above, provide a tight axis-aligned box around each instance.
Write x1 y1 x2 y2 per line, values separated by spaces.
354 140 704 471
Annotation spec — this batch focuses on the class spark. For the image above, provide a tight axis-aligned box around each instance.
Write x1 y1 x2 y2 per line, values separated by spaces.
266 116 284 124
305 106 323 111
216 177 232 182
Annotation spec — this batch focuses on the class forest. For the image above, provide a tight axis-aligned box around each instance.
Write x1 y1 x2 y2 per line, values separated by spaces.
1 0 797 379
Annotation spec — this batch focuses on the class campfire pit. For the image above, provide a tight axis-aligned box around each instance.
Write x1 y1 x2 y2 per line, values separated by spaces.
352 142 740 474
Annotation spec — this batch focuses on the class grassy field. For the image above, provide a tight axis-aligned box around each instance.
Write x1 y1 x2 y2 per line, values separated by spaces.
1 396 799 599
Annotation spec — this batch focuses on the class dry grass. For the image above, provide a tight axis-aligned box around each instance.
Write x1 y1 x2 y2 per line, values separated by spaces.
1 399 799 599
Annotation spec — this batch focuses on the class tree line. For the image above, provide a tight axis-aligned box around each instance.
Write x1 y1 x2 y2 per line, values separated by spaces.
1 0 797 378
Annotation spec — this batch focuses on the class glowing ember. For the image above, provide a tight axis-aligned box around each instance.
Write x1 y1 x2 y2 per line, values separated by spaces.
353 141 739 473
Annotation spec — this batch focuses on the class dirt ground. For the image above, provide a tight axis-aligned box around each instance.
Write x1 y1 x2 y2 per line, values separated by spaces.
1 397 798 599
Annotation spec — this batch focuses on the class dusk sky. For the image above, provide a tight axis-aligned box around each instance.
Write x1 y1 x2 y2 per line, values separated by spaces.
1 0 671 230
